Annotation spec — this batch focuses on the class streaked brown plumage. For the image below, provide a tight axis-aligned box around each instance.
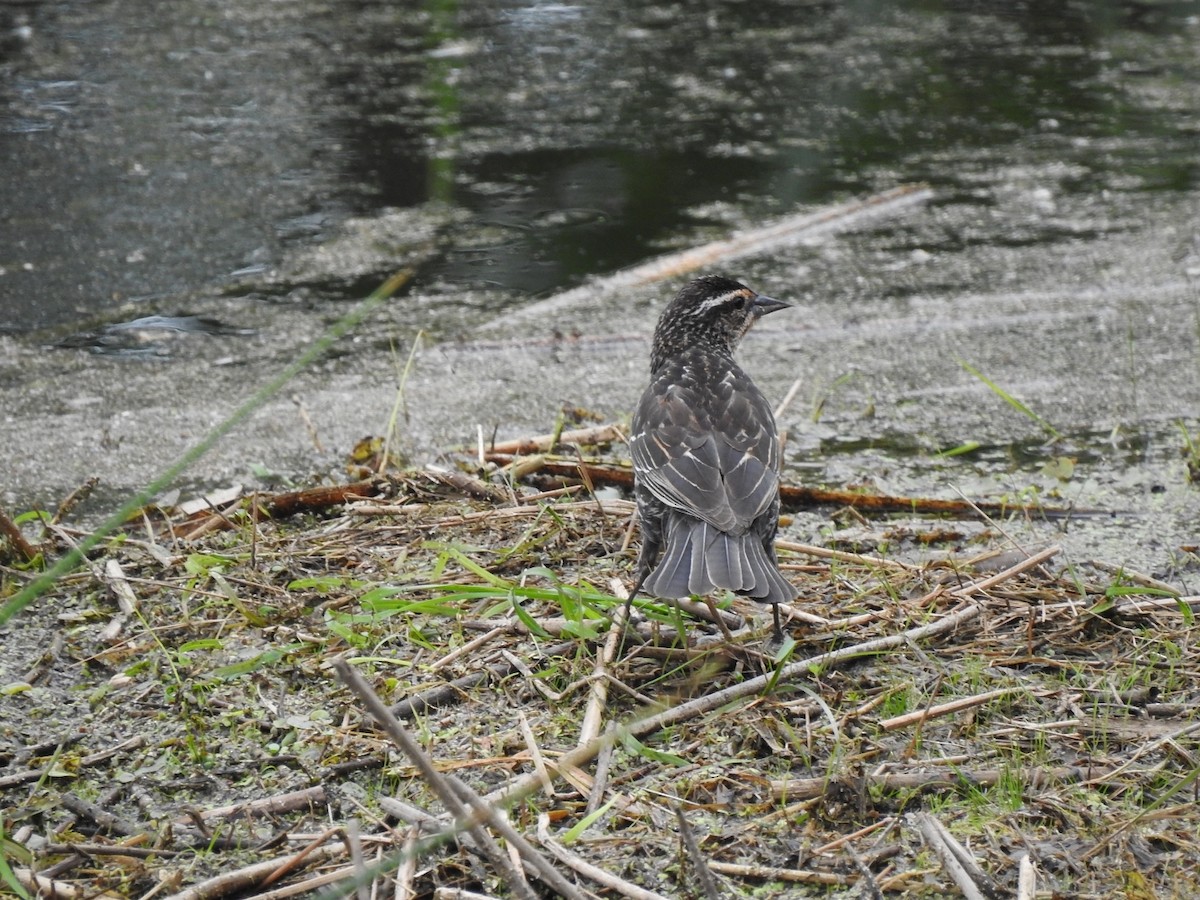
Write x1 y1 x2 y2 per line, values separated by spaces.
628 275 795 640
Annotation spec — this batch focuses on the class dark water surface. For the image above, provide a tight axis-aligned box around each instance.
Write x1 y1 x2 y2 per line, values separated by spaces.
1 0 1198 576
4 0 1195 325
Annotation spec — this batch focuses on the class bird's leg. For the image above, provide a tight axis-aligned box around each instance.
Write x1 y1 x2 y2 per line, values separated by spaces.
623 519 657 629
622 568 649 628
771 603 784 643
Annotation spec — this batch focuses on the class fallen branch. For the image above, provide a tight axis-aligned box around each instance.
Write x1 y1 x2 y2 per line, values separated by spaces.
913 812 1000 900
704 860 850 886
425 463 509 503
775 539 915 571
163 844 347 900
497 185 934 328
0 503 38 564
771 764 1119 801
877 688 1017 732
186 786 327 825
173 481 386 539
482 452 1088 519
486 424 626 455
334 658 551 900
535 814 673 900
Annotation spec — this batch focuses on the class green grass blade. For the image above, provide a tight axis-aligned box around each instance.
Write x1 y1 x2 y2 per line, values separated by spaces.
959 360 1060 439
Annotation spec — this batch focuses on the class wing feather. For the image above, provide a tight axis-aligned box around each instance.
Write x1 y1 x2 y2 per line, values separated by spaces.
631 352 780 535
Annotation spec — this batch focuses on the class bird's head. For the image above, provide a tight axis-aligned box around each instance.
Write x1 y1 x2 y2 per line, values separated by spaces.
650 275 790 369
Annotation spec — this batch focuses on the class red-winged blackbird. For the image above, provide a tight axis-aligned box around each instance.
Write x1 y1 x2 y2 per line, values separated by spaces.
628 275 796 641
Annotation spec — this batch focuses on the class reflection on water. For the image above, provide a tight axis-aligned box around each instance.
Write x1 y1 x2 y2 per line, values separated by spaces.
0 0 1196 328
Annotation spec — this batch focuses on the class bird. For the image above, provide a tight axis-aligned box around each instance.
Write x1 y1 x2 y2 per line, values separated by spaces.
627 274 796 641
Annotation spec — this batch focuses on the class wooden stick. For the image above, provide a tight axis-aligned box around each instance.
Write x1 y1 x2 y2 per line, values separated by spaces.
810 818 897 856
517 711 556 799
913 813 997 900
445 776 587 900
61 792 143 836
14 868 83 900
483 452 1087 519
333 659 540 900
1088 559 1182 595
579 581 628 750
535 814 673 900
372 721 590 898
775 539 914 571
1115 595 1200 616
912 816 988 900
1017 854 1037 900
948 545 1060 598
772 764 1116 801
0 503 38 563
704 861 849 886
773 376 804 421
42 843 179 859
487 424 626 455
662 595 743 629
163 844 347 900
391 639 576 718
674 803 721 900
396 828 419 900
186 787 327 824
247 862 365 900
877 688 1016 732
424 463 509 503
498 185 934 328
848 844 886 900
429 624 509 672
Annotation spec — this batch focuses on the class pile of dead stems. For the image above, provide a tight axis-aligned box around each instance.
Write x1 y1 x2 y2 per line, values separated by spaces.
3 452 1199 899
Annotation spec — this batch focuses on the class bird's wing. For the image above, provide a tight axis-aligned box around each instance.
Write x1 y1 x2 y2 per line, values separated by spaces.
631 368 780 534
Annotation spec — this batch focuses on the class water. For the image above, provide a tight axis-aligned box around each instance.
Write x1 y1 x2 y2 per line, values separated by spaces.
4 1 1192 328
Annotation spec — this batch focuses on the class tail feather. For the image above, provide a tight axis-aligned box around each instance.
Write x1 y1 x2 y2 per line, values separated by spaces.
741 537 797 604
643 518 695 599
700 523 748 594
642 513 795 604
687 521 710 596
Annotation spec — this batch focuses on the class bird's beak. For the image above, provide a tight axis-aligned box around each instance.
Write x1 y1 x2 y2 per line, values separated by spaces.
752 294 791 317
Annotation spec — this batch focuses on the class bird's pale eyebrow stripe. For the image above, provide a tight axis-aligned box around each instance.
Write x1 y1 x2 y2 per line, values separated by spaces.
690 289 750 316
